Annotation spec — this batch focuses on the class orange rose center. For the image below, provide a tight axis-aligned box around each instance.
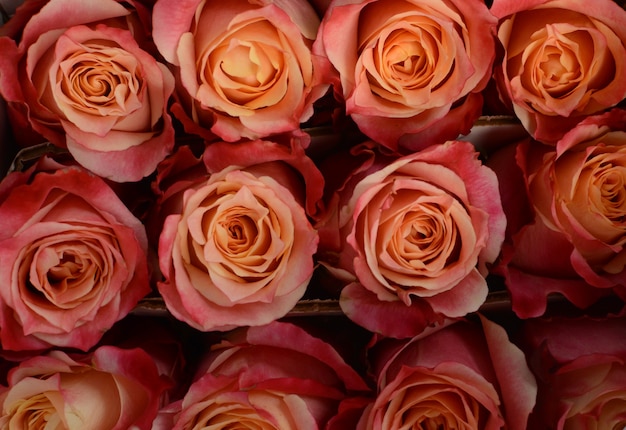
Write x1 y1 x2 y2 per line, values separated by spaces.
58 45 143 116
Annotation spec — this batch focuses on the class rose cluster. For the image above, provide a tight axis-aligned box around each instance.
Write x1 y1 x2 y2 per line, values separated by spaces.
0 0 625 428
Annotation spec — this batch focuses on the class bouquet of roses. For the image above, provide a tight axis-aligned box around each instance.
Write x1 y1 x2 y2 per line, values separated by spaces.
0 0 625 428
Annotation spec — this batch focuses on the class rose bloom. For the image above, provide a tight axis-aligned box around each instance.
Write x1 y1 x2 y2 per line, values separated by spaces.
314 0 497 153
491 109 626 317
152 0 329 142
156 321 370 430
491 0 626 144
521 315 626 429
0 160 151 351
316 140 506 338
488 140 608 318
0 346 170 429
157 139 320 332
354 316 536 430
0 0 175 182
525 109 626 290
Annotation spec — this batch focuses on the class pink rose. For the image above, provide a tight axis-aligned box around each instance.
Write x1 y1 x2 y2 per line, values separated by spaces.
160 321 370 429
314 0 497 152
152 0 329 142
157 137 320 331
317 140 506 338
0 346 170 429
0 160 151 351
525 109 626 289
0 0 175 182
491 109 626 317
356 317 536 430
491 0 626 144
521 315 626 429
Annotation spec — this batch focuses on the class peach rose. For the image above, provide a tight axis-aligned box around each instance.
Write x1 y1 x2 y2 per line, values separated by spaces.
314 0 497 152
159 321 370 430
492 0 626 144
316 140 506 338
495 109 626 316
0 0 175 182
527 109 626 287
0 346 170 429
0 160 151 351
157 139 319 331
521 315 626 429
488 138 610 318
152 0 329 142
357 317 536 430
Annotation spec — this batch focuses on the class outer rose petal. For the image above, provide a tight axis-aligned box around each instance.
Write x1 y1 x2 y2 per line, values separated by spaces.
340 282 442 339
202 132 325 219
151 0 201 65
500 214 611 318
216 322 371 393
65 114 175 182
480 315 537 430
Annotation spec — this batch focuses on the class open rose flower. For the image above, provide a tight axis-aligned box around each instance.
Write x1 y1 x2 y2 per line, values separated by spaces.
0 346 170 429
157 137 320 332
491 109 626 317
152 0 329 142
0 159 151 351
316 140 506 338
355 316 536 430
521 315 626 429
525 109 626 291
0 0 175 182
157 321 370 430
491 0 626 144
314 0 497 153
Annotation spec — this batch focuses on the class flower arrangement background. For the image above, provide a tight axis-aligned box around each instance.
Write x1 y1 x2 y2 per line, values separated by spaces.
0 0 625 428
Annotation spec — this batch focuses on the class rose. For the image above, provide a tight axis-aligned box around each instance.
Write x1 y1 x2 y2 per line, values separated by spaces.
152 0 329 142
314 0 497 153
0 158 151 351
0 345 170 429
525 109 626 291
157 137 320 332
316 140 506 338
490 109 626 317
355 316 536 430
159 321 370 430
487 137 611 318
521 315 626 429
491 0 626 144
0 0 175 182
